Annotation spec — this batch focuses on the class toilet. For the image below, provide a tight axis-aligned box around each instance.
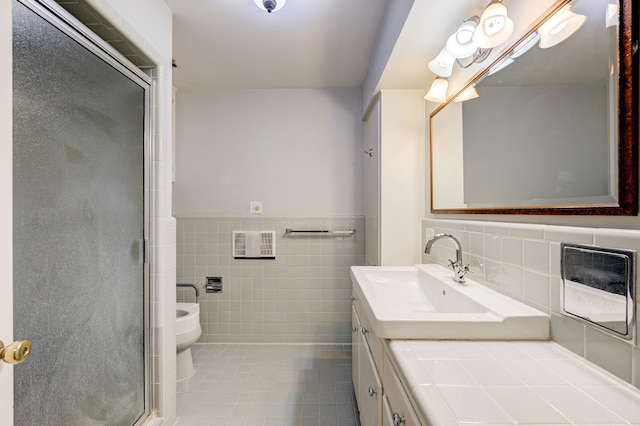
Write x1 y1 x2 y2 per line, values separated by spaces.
175 302 202 381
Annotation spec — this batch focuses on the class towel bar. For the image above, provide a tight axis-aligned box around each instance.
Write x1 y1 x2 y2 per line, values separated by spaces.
284 228 355 236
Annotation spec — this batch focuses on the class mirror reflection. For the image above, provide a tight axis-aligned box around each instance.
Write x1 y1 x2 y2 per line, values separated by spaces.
430 0 626 212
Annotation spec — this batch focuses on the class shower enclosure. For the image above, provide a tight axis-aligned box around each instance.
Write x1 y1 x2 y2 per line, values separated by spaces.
12 0 150 424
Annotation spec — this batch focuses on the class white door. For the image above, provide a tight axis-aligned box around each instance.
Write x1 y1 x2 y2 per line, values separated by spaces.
0 0 15 421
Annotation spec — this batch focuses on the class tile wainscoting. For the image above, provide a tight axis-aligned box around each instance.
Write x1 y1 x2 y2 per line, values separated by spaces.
176 216 365 344
423 218 640 389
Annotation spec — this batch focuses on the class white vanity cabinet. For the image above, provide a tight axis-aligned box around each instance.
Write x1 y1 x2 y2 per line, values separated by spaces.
363 90 424 267
352 288 424 426
352 296 383 426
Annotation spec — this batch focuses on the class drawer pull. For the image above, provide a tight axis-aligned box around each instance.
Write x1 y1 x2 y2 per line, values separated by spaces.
361 327 368 335
352 327 358 333
392 413 406 425
368 386 377 397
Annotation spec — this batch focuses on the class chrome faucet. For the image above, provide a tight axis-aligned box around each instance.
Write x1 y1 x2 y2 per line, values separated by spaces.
424 233 469 283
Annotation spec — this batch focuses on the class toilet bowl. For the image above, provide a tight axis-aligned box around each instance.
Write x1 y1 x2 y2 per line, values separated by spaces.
176 302 202 381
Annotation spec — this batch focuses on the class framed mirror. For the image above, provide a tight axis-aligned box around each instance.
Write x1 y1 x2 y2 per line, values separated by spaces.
430 0 638 215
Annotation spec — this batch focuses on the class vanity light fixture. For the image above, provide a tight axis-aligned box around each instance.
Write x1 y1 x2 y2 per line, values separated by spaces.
607 0 619 27
538 5 586 49
454 84 479 102
488 56 514 75
446 17 480 59
425 0 517 105
253 0 287 14
424 77 449 103
428 48 456 77
473 0 514 49
509 32 540 59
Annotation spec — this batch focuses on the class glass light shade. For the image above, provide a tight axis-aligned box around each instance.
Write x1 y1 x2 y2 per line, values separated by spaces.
473 1 514 48
538 5 586 49
510 32 540 59
607 1 619 27
455 85 479 102
446 18 479 59
488 56 514 75
424 78 449 103
253 0 287 13
428 48 455 77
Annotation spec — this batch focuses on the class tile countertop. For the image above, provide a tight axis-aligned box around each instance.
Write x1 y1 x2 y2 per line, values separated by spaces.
388 340 640 425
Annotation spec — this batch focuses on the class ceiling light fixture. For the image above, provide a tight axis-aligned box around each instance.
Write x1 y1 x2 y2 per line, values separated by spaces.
253 0 287 14
424 77 449 103
473 0 514 48
538 5 586 49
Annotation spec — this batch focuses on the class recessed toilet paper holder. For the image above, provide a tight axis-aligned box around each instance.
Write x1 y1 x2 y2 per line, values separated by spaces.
206 277 223 293
561 243 636 342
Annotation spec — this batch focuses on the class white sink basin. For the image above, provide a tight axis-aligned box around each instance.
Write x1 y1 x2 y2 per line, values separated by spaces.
350 264 549 340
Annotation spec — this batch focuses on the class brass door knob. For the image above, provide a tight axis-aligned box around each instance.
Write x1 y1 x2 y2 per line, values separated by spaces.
0 339 32 365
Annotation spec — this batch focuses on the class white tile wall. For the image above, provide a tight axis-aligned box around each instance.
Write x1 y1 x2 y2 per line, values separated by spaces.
176 216 365 344
423 218 640 389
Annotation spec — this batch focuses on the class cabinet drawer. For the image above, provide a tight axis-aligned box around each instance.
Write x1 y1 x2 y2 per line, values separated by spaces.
358 331 382 426
352 291 360 317
360 308 383 371
383 354 421 426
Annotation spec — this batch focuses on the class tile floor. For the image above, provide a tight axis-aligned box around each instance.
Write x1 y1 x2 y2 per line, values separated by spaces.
176 343 359 426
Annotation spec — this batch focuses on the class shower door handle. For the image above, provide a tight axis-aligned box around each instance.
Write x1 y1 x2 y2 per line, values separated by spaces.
0 339 32 365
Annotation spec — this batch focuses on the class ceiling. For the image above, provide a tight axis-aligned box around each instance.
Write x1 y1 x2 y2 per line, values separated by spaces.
166 0 389 90
165 0 603 95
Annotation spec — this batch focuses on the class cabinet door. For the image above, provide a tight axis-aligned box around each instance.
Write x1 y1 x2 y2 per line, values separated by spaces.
352 305 360 407
358 330 382 426
364 99 381 266
382 395 395 426
383 354 422 425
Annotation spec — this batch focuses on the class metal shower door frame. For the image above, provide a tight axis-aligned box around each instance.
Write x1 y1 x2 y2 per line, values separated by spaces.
14 0 152 423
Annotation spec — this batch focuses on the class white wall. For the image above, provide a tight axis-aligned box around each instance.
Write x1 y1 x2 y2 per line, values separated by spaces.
361 0 414 114
173 88 364 217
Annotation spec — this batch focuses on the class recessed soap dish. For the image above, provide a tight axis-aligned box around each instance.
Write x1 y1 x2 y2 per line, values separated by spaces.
561 243 636 342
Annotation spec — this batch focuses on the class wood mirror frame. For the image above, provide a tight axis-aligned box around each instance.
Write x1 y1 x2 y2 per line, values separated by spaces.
430 0 638 215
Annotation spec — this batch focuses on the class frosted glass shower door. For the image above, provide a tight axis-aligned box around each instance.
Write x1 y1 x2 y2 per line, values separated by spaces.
12 1 150 425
